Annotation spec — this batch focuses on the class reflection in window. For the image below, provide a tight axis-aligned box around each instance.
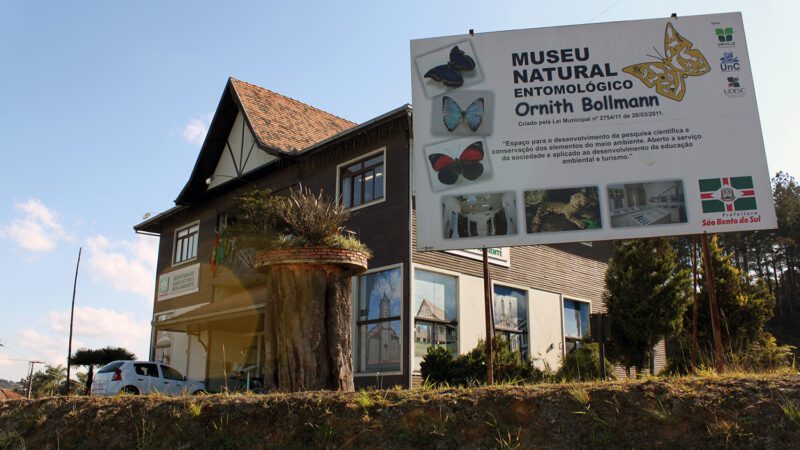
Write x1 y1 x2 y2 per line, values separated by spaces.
356 267 402 373
414 270 457 370
493 285 529 359
154 313 173 365
564 298 590 354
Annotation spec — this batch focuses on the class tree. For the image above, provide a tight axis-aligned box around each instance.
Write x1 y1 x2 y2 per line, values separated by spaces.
693 236 776 357
603 238 691 374
70 347 136 395
18 365 67 398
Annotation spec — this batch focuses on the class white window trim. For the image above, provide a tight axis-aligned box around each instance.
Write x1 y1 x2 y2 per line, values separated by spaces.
411 264 460 373
353 262 404 377
336 147 387 212
171 220 200 268
561 296 592 357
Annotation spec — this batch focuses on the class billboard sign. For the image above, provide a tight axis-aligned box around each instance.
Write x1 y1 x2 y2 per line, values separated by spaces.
411 12 776 251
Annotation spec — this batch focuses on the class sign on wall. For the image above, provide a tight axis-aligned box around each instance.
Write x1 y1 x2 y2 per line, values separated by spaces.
411 12 776 251
158 263 200 301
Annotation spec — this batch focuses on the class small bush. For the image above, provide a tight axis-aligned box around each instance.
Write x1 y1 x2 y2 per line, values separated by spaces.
420 338 544 387
555 343 613 382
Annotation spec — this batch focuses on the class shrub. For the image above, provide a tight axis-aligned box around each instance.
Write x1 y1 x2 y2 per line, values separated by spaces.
555 342 613 382
420 338 544 387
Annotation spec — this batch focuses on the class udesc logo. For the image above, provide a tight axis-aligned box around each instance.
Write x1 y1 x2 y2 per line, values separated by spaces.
719 52 741 72
723 76 745 97
713 24 735 48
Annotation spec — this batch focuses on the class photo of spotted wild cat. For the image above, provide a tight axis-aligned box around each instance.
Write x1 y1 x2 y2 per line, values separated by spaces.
524 187 602 233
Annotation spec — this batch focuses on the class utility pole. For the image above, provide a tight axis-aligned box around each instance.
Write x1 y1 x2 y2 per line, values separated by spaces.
65 247 81 395
27 360 44 399
482 248 494 385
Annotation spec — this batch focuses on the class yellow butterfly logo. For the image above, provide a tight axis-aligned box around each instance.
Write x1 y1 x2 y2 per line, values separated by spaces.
623 22 711 101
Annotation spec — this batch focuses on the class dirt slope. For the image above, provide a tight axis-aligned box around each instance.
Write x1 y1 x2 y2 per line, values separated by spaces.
1 373 799 449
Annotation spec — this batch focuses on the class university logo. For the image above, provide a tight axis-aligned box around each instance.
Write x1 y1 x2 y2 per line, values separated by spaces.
719 52 740 71
724 76 744 97
715 27 735 47
699 176 757 213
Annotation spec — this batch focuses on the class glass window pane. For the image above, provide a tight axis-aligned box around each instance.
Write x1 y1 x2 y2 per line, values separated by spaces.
374 165 384 200
345 162 362 174
361 319 402 372
190 234 198 259
493 285 528 333
364 169 374 203
354 174 363 206
359 268 402 321
175 240 183 262
341 177 352 208
414 270 456 322
364 155 383 168
563 299 588 338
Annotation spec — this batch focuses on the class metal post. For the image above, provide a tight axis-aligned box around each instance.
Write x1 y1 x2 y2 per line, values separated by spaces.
66 247 81 395
482 248 494 385
691 235 698 371
598 315 607 380
27 360 43 399
700 233 725 373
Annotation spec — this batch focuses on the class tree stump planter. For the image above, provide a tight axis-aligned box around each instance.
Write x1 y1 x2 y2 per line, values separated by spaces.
254 247 369 392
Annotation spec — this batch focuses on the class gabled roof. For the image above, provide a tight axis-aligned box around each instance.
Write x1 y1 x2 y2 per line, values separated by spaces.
230 78 356 154
173 77 358 206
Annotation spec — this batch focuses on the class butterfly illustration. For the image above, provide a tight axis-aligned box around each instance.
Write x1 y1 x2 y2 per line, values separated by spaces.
442 96 484 132
622 22 711 101
428 141 484 185
424 46 476 88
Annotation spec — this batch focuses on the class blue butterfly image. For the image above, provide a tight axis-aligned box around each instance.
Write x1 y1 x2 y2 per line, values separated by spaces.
442 96 484 132
424 46 476 88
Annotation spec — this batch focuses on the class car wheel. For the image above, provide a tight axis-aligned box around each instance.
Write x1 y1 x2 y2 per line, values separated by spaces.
121 386 139 395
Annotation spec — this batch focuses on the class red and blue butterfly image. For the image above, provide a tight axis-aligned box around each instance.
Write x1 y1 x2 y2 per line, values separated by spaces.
424 46 476 88
442 96 484 132
428 141 484 185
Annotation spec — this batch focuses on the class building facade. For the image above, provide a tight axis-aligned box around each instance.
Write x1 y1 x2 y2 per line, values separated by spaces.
135 78 659 391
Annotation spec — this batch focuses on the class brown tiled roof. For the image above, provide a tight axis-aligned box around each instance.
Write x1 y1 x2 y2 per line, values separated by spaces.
229 78 356 154
0 388 23 400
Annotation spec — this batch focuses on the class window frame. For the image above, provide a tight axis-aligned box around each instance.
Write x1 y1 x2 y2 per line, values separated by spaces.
171 220 200 267
412 265 459 372
562 297 592 355
491 282 531 360
336 148 387 211
353 263 404 377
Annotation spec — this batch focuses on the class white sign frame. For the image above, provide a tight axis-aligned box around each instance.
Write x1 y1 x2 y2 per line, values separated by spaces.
411 12 776 251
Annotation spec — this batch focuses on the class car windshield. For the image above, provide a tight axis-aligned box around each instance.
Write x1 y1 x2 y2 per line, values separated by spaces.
97 361 124 373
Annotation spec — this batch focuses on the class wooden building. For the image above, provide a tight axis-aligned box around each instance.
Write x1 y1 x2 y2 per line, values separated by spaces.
135 78 661 390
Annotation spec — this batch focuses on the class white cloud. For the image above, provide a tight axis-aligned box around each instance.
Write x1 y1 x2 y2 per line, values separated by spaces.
86 234 158 299
0 199 73 252
7 307 150 375
182 114 212 146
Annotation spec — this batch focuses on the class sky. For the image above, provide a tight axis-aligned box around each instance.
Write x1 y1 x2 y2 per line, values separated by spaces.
0 0 797 382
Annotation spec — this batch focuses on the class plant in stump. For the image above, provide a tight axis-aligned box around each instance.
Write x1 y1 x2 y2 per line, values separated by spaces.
228 185 370 392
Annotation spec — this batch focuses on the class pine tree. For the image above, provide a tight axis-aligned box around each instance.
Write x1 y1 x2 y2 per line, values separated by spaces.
692 236 776 355
603 238 690 373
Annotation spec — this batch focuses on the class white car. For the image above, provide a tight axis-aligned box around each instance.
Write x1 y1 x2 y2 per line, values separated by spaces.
91 360 206 396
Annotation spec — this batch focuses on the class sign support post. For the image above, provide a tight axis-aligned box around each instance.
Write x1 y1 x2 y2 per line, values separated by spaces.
700 233 725 372
691 235 699 371
482 248 494 385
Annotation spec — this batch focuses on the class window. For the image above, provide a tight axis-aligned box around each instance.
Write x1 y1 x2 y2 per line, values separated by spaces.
173 222 199 264
154 313 173 365
97 361 124 374
134 363 159 377
563 298 590 353
355 266 402 373
493 285 529 359
414 269 457 370
160 365 184 381
339 151 385 208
